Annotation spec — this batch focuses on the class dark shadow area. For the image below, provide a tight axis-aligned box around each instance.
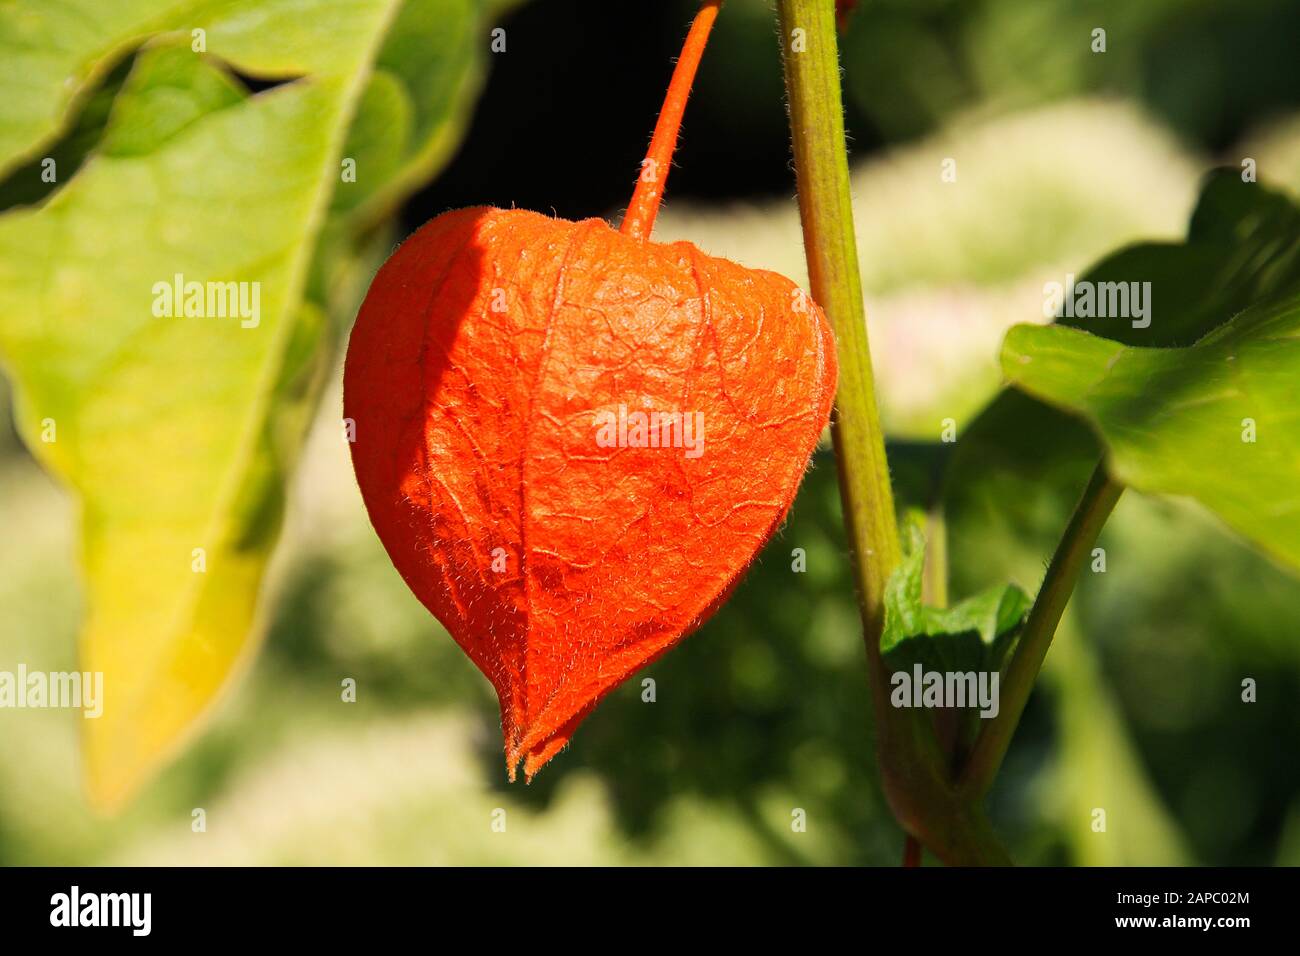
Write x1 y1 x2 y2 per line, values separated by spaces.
404 0 879 226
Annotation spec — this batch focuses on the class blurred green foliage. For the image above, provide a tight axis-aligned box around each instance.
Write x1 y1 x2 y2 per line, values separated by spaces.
837 0 1300 149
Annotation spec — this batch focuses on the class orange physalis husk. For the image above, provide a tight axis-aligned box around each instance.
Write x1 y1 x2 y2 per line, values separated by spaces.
343 0 837 780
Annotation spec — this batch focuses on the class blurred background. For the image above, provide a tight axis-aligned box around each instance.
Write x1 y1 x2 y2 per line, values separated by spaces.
2 0 1300 865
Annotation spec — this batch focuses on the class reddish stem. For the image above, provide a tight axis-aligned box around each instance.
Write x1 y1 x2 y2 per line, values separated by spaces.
620 0 722 241
903 835 921 867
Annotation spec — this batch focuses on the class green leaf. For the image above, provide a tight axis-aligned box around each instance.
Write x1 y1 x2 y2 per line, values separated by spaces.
1002 290 1300 573
946 172 1300 596
944 391 1100 597
0 0 503 808
0 0 165 175
935 171 1300 857
331 0 495 228
880 522 1031 676
1053 170 1300 348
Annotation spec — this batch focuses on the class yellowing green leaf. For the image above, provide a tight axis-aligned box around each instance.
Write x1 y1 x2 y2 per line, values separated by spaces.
0 0 502 808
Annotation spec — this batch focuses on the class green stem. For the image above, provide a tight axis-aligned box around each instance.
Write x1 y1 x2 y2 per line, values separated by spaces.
778 0 1011 867
776 0 898 639
958 462 1124 800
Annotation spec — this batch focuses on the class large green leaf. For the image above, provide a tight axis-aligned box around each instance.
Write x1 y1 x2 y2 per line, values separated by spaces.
0 0 505 808
1002 290 1300 573
1053 171 1300 349
929 171 1300 858
946 172 1300 596
0 0 172 174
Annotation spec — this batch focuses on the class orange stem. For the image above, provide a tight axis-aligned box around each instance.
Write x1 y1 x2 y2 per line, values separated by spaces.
620 0 722 241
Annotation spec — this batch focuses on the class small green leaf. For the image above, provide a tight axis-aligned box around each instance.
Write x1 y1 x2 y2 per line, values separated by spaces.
1003 290 1300 573
880 521 1031 676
